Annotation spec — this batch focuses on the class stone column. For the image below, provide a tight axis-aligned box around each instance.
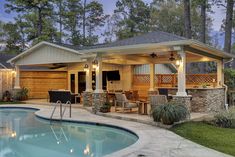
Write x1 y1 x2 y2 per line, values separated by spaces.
148 63 158 96
92 54 106 113
172 95 192 112
216 60 224 87
176 50 187 96
83 61 93 106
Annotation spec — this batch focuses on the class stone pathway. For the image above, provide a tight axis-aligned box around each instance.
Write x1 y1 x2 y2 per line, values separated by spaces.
0 104 232 157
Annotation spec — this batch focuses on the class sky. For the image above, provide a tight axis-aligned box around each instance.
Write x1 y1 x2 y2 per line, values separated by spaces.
0 0 226 45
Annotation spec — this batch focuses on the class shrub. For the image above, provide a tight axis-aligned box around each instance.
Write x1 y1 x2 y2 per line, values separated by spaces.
214 108 235 128
224 68 235 90
100 102 111 113
152 102 189 125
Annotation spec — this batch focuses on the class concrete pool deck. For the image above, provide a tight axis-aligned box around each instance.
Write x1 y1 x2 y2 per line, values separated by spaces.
0 104 232 157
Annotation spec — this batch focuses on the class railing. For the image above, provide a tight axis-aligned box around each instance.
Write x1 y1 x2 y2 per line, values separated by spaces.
133 73 217 87
50 100 72 123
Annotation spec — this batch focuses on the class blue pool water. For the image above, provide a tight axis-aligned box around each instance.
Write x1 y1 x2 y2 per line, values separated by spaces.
0 108 138 157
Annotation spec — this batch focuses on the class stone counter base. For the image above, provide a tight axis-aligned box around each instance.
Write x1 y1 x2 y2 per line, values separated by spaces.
169 88 225 113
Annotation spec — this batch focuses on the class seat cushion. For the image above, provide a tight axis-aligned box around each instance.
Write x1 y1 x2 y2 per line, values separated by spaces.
125 102 137 108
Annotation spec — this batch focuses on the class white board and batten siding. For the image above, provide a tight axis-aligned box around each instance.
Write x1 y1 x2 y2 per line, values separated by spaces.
134 64 173 74
14 45 84 65
0 70 14 100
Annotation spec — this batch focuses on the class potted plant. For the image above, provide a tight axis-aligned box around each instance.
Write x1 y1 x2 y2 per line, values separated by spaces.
16 87 29 101
100 102 111 113
2 91 12 102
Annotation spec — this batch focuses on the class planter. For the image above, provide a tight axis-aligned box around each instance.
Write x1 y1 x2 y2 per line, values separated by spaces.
100 107 110 113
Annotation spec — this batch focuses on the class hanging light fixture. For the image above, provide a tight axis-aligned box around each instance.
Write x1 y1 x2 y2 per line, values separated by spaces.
169 52 175 61
92 59 98 69
84 64 89 71
175 56 182 67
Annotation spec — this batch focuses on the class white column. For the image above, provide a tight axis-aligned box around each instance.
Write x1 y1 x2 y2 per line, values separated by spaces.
94 55 103 93
176 50 187 96
149 63 155 91
14 65 20 89
86 61 93 92
217 60 224 87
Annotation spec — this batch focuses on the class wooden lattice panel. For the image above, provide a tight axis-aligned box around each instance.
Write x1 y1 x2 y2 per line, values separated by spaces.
186 74 217 85
133 73 217 87
133 74 150 85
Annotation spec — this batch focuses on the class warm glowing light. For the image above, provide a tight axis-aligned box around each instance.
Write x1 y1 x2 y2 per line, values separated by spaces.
84 64 89 71
84 144 90 155
176 60 181 66
11 132 17 138
11 70 16 75
92 59 98 69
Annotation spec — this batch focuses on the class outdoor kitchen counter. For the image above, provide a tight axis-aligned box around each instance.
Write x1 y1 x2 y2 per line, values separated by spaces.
165 87 225 112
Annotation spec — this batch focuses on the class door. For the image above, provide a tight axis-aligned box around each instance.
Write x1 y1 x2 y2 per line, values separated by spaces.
70 74 75 93
78 72 86 93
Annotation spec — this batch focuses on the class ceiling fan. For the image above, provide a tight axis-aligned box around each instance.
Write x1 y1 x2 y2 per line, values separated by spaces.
169 52 175 61
50 63 67 69
150 52 157 58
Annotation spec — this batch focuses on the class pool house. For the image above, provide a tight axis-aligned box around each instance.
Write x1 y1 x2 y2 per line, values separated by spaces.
8 31 235 113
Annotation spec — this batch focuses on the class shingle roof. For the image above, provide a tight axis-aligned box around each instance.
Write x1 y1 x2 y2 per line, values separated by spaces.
0 53 16 69
53 31 186 51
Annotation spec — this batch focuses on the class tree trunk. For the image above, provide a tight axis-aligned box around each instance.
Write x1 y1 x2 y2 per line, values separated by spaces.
183 0 192 39
37 8 43 37
83 0 87 45
224 0 234 53
200 0 206 43
59 0 62 43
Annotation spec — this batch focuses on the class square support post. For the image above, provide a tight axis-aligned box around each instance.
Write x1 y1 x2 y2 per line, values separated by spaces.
83 61 93 106
148 63 158 95
177 50 187 96
93 54 106 113
216 60 224 87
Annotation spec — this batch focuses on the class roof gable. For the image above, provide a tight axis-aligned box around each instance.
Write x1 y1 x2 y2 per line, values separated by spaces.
13 44 84 65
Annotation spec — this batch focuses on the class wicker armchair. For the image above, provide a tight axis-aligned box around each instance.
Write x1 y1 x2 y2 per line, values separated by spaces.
114 93 138 113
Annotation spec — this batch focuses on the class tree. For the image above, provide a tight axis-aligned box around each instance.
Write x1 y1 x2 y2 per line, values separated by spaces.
81 0 107 45
54 0 66 43
2 22 21 53
102 14 120 43
114 0 151 39
150 0 212 42
199 0 207 43
5 0 57 44
0 21 5 42
224 0 234 53
63 0 82 45
150 0 184 36
183 0 192 38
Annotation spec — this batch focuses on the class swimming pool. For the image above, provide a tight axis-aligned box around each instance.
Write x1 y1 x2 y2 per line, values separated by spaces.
0 108 138 157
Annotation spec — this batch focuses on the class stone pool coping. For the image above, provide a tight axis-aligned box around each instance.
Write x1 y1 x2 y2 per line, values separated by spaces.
0 104 232 157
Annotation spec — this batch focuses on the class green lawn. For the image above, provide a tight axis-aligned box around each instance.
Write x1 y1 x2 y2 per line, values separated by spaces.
0 101 25 104
171 122 235 156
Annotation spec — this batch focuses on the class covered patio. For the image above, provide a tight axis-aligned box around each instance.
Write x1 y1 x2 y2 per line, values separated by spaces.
8 31 235 113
